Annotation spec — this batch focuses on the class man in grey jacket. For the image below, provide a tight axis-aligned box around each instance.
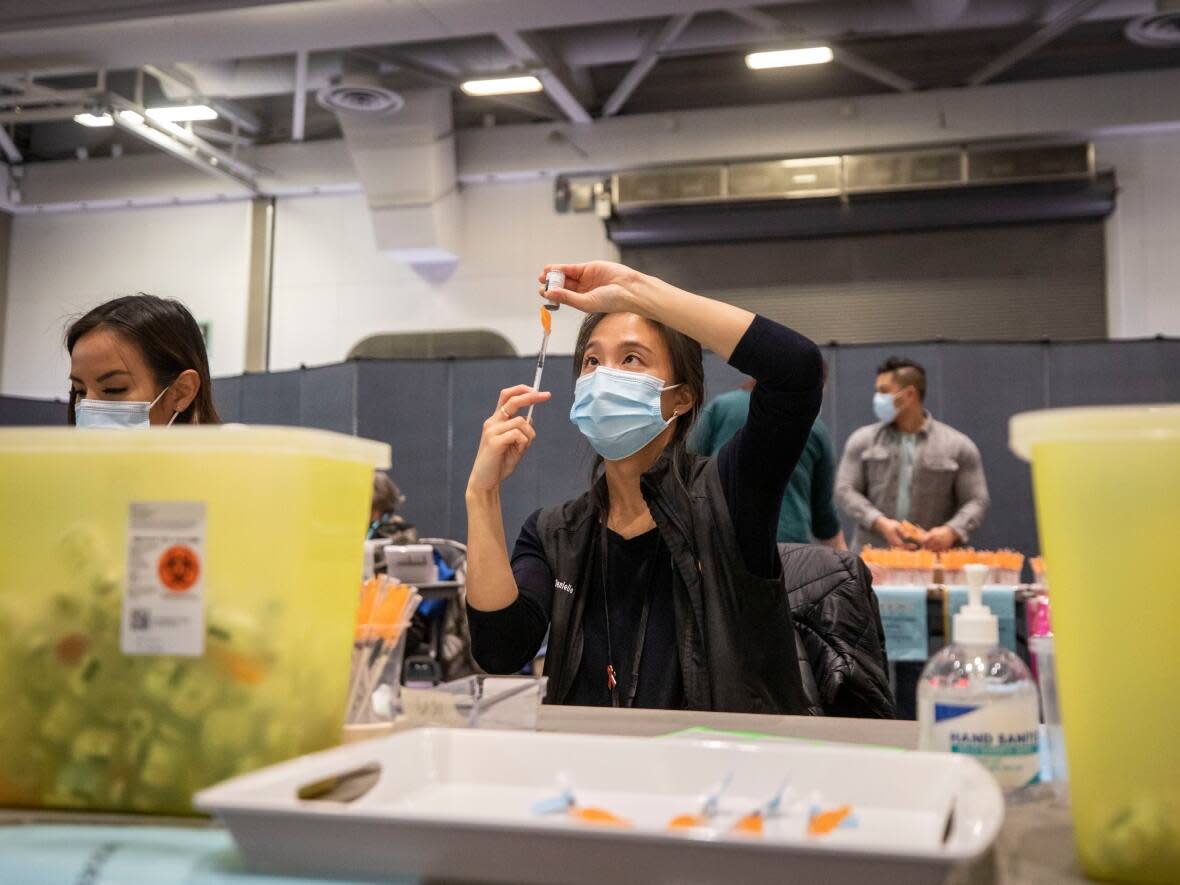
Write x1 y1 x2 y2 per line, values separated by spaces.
836 357 990 553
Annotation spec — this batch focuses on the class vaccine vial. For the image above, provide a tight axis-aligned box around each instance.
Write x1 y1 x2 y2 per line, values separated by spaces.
544 270 564 310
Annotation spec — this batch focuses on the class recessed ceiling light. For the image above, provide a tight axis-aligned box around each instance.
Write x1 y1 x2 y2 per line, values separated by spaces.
145 104 219 123
745 46 834 70
460 76 544 97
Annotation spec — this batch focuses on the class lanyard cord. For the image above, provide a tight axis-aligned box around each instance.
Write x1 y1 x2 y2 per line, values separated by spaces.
600 522 653 709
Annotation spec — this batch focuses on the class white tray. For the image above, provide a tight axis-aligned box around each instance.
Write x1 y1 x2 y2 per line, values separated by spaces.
196 728 1003 885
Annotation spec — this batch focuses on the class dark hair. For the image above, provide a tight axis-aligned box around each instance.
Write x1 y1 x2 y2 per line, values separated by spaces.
877 356 926 401
66 294 221 425
572 312 705 515
372 471 405 515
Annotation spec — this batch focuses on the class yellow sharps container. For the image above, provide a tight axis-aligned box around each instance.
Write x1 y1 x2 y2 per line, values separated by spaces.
1011 406 1180 883
0 425 390 814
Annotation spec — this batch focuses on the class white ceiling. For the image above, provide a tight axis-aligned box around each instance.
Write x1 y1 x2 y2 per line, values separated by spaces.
3 0 1180 166
0 0 1158 74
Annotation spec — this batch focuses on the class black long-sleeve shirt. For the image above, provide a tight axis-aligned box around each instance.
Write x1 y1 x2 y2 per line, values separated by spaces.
467 315 823 707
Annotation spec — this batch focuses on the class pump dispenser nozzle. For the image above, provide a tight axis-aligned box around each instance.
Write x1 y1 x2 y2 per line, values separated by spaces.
954 563 999 646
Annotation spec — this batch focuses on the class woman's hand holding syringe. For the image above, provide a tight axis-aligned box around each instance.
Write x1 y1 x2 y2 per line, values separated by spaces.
525 270 563 424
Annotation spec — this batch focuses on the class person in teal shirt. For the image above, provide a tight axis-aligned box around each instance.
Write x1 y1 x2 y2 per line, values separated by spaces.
691 379 847 549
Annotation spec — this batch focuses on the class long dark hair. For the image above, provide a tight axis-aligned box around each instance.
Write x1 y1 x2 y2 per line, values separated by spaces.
66 294 221 425
572 312 705 514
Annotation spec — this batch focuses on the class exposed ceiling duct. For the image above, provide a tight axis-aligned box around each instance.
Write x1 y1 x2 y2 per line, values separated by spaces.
157 56 343 101
331 86 460 274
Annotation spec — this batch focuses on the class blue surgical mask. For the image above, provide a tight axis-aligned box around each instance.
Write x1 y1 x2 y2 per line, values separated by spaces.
569 367 682 461
76 386 175 429
872 391 898 424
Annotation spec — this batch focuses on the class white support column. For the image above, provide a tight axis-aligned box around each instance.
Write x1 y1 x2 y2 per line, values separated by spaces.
244 198 275 372
292 50 309 142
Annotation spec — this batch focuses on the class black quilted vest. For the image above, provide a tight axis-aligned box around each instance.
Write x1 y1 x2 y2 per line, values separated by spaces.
535 451 811 714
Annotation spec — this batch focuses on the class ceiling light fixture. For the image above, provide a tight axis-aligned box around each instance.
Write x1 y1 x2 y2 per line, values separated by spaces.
145 104 219 123
73 112 114 127
73 110 146 127
745 46 835 70
460 75 544 96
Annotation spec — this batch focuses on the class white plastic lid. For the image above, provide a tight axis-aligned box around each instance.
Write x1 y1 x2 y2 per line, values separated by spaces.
0 424 391 468
1010 405 1180 462
954 563 998 646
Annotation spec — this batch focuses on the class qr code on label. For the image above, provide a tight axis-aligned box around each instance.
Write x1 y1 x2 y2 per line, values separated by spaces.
130 608 151 631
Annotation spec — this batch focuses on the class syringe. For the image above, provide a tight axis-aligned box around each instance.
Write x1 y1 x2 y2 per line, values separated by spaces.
526 306 552 424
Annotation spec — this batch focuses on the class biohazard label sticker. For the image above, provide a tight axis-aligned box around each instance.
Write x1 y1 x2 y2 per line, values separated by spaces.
122 501 207 656
158 545 201 593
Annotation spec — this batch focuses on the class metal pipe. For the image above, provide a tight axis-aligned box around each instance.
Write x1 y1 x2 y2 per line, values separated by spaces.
0 104 88 124
0 88 103 108
602 14 693 118
107 93 259 191
496 30 591 124
831 47 916 92
192 123 254 146
967 0 1110 86
0 126 21 164
144 64 262 134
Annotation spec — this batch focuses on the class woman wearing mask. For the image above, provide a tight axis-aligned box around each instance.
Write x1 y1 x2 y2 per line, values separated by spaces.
67 294 220 427
465 261 822 714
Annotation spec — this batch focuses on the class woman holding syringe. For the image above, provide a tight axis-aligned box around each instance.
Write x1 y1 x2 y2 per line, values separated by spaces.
464 261 823 713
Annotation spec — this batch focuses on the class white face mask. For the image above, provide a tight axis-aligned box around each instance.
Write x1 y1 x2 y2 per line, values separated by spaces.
75 386 176 429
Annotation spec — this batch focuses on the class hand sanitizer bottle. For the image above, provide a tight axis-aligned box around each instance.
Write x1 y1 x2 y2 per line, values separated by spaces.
918 563 1041 791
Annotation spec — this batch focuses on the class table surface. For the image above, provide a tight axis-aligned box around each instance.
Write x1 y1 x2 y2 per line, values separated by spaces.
538 705 922 746
1 706 1089 885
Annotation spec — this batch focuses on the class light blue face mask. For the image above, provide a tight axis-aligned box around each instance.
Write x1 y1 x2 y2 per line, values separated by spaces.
569 366 682 461
75 386 175 429
872 391 898 424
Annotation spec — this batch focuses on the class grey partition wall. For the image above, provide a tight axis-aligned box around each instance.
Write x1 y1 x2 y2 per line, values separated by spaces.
356 360 451 538
0 395 66 425
7 338 1180 559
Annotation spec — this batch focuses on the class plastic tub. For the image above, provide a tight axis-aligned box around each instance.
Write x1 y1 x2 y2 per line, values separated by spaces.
0 425 389 815
1011 406 1180 883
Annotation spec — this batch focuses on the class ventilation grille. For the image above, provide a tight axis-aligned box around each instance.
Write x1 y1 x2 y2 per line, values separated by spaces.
316 80 405 115
611 143 1094 211
1126 11 1180 47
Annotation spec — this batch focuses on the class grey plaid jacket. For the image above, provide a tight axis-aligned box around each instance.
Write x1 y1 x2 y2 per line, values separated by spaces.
835 414 990 551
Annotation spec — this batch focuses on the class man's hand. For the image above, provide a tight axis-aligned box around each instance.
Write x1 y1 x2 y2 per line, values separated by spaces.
873 516 914 549
922 526 959 553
